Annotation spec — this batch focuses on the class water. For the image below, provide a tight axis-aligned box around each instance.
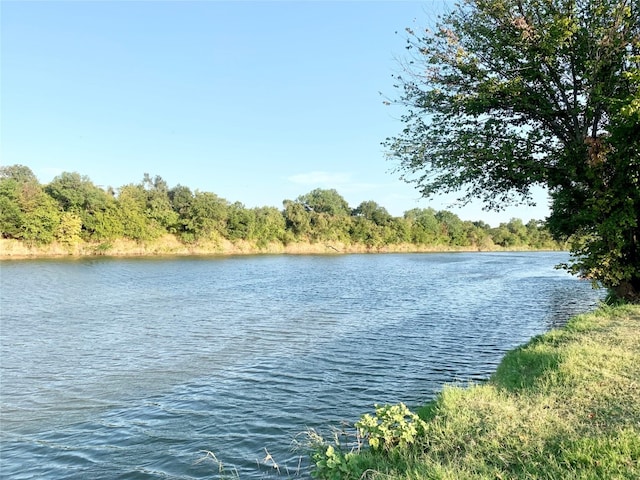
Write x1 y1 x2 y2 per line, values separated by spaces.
0 252 604 479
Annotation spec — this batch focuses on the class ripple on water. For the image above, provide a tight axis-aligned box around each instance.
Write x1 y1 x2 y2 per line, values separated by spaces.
0 253 604 479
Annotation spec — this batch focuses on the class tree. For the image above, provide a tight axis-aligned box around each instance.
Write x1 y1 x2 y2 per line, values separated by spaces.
169 184 194 217
350 216 383 247
45 171 118 240
117 184 163 241
0 166 62 244
0 166 39 239
46 172 93 212
386 0 640 301
283 199 312 238
226 202 255 240
89 201 123 240
0 164 39 184
353 201 393 226
252 206 287 246
435 210 468 246
16 182 61 245
404 208 442 244
525 219 559 249
141 174 179 231
0 178 26 238
56 212 83 246
169 184 195 240
187 191 228 240
296 188 351 217
308 211 353 243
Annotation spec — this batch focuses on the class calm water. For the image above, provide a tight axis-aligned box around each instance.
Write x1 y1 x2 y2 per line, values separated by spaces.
0 252 603 479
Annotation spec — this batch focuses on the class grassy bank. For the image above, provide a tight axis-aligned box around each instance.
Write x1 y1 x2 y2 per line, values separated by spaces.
310 305 640 479
0 236 555 259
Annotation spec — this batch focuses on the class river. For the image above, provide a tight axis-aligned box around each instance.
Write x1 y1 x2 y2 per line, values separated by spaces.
0 252 604 479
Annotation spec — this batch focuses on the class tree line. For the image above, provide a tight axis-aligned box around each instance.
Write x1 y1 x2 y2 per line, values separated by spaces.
0 164 561 250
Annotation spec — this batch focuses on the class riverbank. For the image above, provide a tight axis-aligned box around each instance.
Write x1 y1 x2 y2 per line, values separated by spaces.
0 236 558 259
310 304 640 479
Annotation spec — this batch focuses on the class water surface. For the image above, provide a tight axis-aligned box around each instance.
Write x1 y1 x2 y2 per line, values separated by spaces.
0 252 604 478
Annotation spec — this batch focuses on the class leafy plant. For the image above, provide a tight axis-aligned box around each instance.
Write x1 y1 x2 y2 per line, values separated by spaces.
310 444 361 480
307 428 363 480
355 403 427 452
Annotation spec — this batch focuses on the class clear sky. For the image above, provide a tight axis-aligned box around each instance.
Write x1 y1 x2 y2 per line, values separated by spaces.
1 0 550 226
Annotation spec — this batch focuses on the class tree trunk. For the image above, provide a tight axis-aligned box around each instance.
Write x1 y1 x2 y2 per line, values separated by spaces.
614 279 640 304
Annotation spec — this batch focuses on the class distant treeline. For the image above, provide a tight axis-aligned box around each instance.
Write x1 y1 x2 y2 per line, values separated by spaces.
0 165 563 250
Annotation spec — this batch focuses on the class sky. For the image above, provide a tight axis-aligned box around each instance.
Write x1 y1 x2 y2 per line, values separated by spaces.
1 0 550 226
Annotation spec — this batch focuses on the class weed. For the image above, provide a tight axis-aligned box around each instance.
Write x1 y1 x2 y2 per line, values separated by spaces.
197 450 240 479
355 403 427 452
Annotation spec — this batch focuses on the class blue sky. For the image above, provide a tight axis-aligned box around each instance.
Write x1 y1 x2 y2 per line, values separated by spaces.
1 0 549 225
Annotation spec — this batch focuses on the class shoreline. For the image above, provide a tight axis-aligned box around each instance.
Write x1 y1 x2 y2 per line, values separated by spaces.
310 304 640 479
0 236 559 260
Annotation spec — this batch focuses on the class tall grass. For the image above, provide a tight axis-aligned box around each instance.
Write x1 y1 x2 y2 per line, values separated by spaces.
309 305 640 479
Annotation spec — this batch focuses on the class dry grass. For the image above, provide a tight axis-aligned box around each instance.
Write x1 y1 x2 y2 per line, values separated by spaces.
0 236 551 259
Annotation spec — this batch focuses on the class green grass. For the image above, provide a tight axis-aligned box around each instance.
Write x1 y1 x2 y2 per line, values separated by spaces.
309 305 640 479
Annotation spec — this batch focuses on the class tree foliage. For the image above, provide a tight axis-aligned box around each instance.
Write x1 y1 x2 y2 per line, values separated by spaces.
45 171 121 240
0 166 62 244
16 181 61 245
297 188 352 217
353 201 393 226
385 0 640 301
0 164 39 184
0 165 563 252
0 179 24 239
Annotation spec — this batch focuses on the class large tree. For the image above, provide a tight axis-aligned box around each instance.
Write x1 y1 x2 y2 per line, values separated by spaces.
386 0 640 301
296 188 352 217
